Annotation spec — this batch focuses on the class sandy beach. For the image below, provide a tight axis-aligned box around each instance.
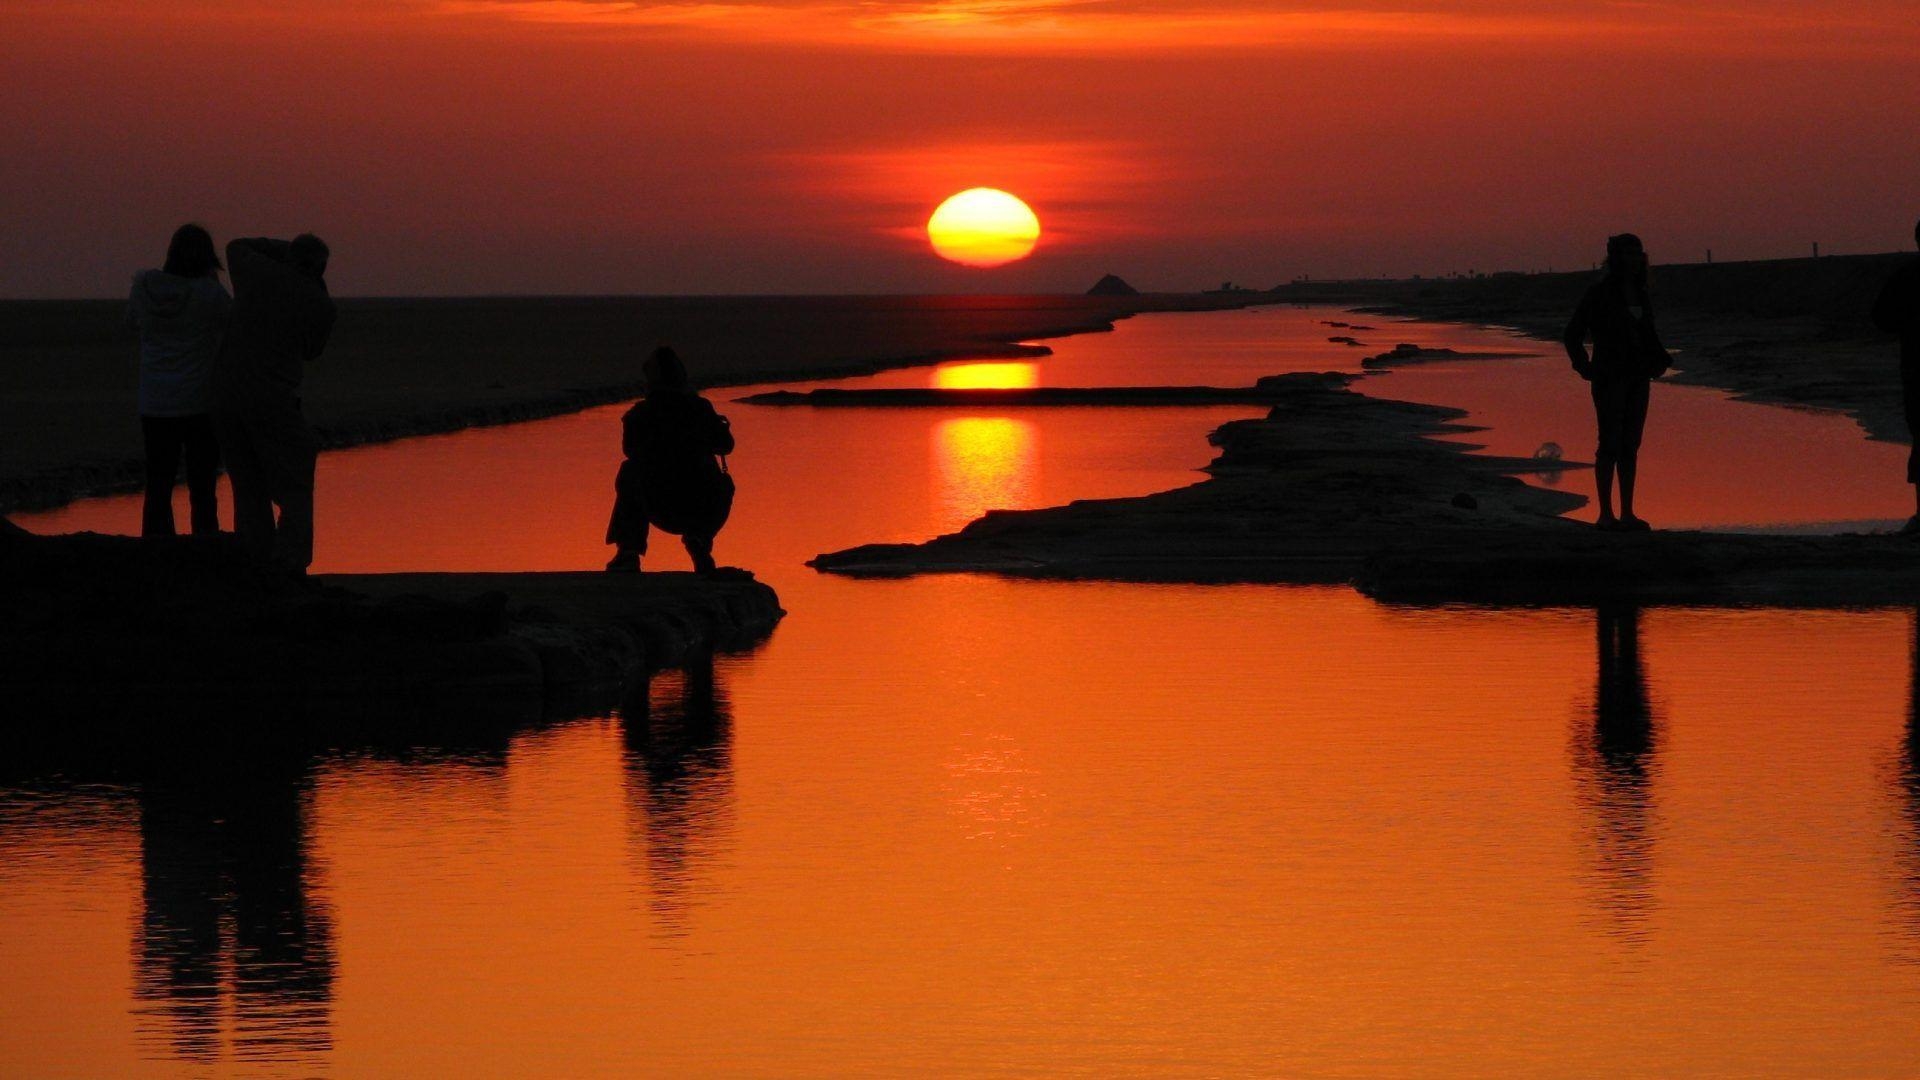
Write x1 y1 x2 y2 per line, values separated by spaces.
0 292 1259 513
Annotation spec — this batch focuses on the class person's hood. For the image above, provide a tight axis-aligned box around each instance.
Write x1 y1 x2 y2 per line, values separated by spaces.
131 269 197 318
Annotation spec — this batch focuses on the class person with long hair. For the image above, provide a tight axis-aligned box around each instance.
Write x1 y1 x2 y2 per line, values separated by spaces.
1564 233 1670 532
605 347 735 574
128 223 231 537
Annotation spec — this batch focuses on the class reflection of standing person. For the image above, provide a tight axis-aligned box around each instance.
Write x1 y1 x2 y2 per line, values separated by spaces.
605 347 735 574
135 753 334 1066
1564 234 1670 532
1872 219 1920 533
129 224 231 538
213 235 335 574
1574 605 1661 942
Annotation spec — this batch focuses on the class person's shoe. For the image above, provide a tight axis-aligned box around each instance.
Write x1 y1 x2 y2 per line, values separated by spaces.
605 552 641 573
1618 515 1652 532
1595 514 1621 532
1900 515 1920 536
692 556 718 576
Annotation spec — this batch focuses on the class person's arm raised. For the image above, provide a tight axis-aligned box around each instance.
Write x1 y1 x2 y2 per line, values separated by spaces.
225 238 294 294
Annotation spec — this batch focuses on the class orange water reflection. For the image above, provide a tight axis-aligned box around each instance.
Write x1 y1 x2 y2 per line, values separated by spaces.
932 360 1039 390
8 308 1920 1074
933 416 1038 526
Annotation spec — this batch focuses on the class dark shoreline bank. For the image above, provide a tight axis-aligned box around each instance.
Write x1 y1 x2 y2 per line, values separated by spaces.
811 372 1920 608
0 519 784 720
1269 251 1914 449
2 292 1271 515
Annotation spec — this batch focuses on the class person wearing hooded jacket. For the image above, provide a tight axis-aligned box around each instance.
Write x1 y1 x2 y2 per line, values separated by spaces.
212 234 335 574
128 224 231 538
605 347 735 574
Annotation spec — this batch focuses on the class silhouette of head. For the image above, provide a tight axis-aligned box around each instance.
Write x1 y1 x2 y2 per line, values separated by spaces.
1605 233 1648 287
290 233 330 279
644 346 691 396
162 224 222 279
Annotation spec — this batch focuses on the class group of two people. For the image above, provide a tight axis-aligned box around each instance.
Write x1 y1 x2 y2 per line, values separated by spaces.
1565 223 1920 533
133 224 734 575
129 224 335 572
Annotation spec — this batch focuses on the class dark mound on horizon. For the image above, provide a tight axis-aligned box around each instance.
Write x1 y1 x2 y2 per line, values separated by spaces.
1087 274 1139 296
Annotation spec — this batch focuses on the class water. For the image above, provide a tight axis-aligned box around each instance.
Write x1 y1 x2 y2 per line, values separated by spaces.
7 307 1920 1076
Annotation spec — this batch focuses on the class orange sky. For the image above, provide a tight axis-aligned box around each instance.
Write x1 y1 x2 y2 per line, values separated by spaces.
3 0 1916 295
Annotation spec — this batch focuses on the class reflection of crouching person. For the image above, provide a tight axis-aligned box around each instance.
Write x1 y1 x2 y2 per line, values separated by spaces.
212 235 335 574
606 347 735 575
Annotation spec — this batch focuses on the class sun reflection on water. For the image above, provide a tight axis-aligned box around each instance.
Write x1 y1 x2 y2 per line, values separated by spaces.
933 416 1037 528
932 361 1039 390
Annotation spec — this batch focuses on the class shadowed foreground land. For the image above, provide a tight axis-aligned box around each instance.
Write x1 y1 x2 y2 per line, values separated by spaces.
811 373 1920 606
0 517 782 719
0 293 1260 513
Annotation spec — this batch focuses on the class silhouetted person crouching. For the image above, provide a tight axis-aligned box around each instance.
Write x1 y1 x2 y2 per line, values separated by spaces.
606 347 734 574
1565 233 1671 532
213 235 335 574
1873 218 1920 533
129 224 231 538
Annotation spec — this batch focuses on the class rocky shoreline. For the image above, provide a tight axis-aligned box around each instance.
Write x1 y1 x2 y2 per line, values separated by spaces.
1 517 783 720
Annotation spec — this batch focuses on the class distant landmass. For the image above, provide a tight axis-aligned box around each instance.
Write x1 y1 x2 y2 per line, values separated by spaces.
1087 274 1139 296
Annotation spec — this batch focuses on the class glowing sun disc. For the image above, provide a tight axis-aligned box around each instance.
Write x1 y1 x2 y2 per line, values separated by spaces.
927 188 1040 268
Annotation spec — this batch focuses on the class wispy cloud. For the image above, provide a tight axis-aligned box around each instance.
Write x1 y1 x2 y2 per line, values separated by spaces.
435 0 1920 54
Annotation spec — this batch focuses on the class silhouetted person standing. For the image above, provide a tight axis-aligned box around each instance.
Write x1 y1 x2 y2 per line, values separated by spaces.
1565 233 1670 531
129 224 231 538
1873 219 1920 533
213 235 334 574
606 347 734 574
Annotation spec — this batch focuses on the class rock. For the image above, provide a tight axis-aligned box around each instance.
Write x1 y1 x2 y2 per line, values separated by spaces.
1451 492 1479 510
1087 274 1139 296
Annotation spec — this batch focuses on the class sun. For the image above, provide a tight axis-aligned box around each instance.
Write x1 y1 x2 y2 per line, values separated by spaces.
927 188 1041 268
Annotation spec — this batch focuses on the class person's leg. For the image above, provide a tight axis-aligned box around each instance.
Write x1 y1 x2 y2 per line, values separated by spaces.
140 416 184 538
682 533 716 575
606 461 649 570
218 411 274 562
261 402 319 573
1590 382 1618 526
1617 379 1651 528
1904 369 1920 527
181 415 221 536
681 475 732 575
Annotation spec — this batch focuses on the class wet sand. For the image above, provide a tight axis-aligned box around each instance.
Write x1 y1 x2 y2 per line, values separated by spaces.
0 292 1261 513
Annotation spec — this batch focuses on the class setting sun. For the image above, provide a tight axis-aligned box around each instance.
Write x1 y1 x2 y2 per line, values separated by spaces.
927 188 1041 268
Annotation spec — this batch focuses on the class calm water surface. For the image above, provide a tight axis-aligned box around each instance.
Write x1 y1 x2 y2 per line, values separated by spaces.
8 307 1920 1076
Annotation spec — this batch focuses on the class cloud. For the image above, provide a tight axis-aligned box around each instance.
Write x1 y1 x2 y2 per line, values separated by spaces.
435 0 1920 55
